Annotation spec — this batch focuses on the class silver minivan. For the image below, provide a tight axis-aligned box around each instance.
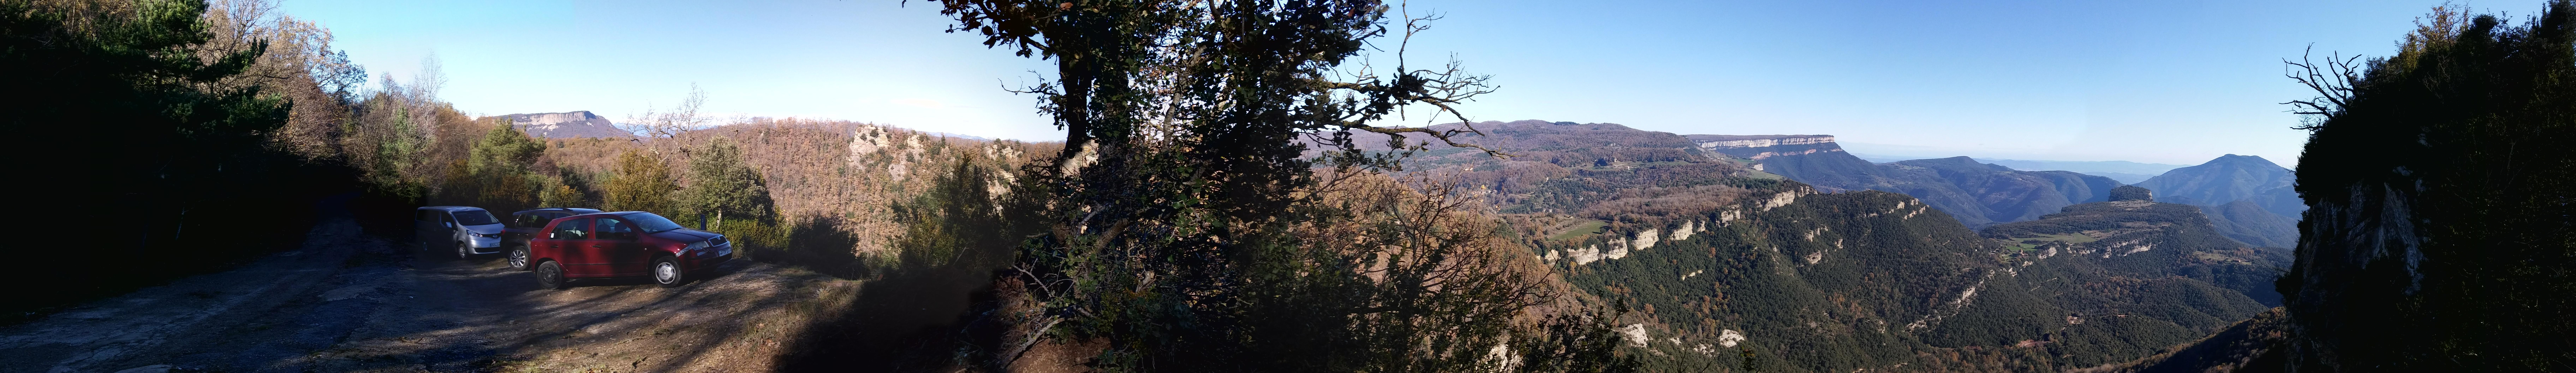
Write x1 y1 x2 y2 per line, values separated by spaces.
415 206 506 259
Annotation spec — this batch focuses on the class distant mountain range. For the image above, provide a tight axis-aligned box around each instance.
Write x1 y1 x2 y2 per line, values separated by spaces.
1693 134 2121 228
1697 135 2304 250
1978 159 2192 176
1851 155 2184 183
493 111 633 138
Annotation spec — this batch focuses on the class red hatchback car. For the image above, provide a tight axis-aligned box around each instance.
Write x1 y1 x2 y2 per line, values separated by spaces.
527 211 733 289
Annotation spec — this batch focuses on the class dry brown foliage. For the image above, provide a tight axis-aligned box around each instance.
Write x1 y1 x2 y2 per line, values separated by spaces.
530 117 1055 258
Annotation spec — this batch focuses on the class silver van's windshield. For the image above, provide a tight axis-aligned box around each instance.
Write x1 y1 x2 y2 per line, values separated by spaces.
624 213 685 233
451 210 500 226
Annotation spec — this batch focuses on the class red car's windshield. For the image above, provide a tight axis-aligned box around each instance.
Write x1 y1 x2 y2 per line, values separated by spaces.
624 212 686 233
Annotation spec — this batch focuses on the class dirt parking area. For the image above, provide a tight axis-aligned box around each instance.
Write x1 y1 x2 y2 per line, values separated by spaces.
0 213 863 373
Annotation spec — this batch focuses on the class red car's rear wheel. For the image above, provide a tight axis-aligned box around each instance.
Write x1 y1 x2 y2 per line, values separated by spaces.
536 261 567 290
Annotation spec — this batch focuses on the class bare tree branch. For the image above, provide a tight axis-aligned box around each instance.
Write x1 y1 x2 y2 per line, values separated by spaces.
2282 45 2365 129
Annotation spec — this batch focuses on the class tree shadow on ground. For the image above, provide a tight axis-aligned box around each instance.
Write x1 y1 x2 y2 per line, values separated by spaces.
767 229 1016 372
770 157 1029 372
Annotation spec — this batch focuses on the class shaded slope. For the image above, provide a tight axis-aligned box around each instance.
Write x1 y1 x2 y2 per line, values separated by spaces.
2076 308 2289 373
1880 156 2122 226
2199 201 2298 248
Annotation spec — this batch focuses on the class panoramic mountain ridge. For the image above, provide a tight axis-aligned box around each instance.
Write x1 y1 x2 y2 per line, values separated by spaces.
1692 134 2122 228
494 111 633 138
1347 121 2303 371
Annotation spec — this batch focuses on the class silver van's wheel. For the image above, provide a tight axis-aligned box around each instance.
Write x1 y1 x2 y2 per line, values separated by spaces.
507 246 530 270
455 242 472 260
653 257 686 288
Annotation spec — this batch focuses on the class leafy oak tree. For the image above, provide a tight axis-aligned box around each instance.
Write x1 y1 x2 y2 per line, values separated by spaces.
679 137 774 227
606 149 676 215
932 1 1631 371
1 0 356 321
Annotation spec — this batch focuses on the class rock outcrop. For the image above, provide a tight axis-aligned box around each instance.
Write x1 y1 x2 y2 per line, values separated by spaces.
494 111 632 138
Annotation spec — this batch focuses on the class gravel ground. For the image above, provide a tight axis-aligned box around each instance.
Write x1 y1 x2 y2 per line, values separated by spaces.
0 208 861 373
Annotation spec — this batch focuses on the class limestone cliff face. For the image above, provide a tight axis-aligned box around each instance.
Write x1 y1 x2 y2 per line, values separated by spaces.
1688 134 1840 160
496 111 632 138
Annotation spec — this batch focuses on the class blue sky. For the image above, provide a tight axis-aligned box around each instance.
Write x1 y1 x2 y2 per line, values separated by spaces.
276 0 2554 166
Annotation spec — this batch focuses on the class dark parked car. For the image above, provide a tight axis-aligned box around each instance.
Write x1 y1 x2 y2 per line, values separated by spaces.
527 211 733 289
414 206 505 260
503 207 602 270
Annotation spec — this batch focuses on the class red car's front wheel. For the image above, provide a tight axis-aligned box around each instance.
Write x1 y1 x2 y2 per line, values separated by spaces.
652 256 687 288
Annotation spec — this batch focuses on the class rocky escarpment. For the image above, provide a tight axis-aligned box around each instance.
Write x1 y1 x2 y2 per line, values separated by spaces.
1687 134 1842 161
495 111 632 138
1691 134 2123 228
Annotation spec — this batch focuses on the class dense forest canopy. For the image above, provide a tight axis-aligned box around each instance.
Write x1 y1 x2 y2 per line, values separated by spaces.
2277 1 2575 370
1 0 354 321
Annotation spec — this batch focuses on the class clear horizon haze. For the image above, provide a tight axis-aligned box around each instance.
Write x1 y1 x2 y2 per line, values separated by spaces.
276 0 2557 166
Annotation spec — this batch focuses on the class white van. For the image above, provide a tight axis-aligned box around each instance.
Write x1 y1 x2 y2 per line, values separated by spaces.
415 206 506 260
